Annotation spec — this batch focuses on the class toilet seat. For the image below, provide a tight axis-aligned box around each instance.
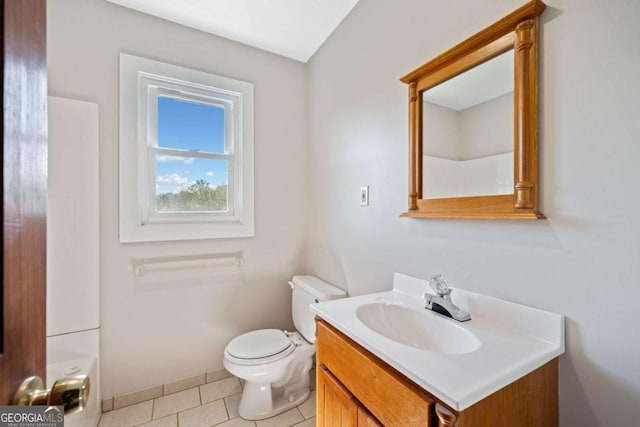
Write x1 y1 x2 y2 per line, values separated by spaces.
225 329 295 366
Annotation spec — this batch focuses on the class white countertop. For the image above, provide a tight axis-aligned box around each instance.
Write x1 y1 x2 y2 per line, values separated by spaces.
310 273 565 411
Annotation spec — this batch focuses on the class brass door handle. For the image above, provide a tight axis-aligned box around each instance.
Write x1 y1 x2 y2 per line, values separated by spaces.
12 375 90 415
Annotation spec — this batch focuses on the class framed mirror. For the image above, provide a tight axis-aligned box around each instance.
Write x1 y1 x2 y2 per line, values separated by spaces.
401 0 546 219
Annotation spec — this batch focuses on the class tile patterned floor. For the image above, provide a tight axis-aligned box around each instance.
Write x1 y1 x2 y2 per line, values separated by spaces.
98 377 316 427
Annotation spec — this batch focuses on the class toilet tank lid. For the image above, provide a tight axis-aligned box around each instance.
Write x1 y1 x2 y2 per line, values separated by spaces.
292 275 346 301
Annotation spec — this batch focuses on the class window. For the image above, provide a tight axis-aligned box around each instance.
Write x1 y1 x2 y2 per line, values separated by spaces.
119 53 254 242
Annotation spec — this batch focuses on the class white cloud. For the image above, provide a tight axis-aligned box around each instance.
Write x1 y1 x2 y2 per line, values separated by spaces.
157 155 195 165
205 171 214 177
156 155 181 162
156 173 188 185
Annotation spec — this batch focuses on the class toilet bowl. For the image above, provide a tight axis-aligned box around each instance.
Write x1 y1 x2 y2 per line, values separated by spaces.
223 275 346 420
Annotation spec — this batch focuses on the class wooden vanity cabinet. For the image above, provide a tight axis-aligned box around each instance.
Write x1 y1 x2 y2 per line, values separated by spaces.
317 365 382 426
315 318 558 427
316 319 433 426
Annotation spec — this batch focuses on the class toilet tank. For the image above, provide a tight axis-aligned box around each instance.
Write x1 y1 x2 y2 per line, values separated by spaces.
291 275 346 343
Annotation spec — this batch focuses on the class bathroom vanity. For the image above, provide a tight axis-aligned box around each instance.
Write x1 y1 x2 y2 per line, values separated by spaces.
311 273 564 426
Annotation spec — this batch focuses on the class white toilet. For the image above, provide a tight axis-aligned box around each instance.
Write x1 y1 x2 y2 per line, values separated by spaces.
223 275 346 420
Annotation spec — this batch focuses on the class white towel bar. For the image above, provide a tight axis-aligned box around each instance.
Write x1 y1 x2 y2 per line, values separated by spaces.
133 252 243 277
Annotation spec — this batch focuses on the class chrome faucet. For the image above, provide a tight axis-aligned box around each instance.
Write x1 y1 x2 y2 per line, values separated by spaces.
423 274 471 322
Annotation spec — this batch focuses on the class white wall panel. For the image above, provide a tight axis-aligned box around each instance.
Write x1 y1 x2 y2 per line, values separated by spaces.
47 96 100 336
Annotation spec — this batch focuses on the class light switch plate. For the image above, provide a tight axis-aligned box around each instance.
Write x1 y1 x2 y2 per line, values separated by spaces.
360 186 369 206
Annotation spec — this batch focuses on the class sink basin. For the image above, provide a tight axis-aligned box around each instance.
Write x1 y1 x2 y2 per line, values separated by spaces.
356 303 481 354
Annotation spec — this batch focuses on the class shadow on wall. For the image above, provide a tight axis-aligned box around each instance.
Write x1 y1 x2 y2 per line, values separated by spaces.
559 318 640 426
538 6 565 226
307 241 349 294
406 218 564 250
221 274 296 333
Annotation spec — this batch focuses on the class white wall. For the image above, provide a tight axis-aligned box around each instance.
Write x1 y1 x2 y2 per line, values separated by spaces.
423 152 513 199
422 102 461 159
459 92 512 159
423 93 512 160
47 0 308 398
306 0 640 425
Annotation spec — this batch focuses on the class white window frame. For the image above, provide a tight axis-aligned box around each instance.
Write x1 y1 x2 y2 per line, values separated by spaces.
119 53 254 242
142 82 237 224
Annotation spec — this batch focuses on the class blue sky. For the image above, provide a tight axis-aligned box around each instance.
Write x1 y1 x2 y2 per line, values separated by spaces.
155 96 228 194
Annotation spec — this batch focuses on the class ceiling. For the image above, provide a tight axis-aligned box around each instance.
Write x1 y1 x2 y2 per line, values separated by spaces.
105 0 360 63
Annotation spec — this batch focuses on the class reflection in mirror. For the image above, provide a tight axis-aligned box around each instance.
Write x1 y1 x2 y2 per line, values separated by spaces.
422 50 514 199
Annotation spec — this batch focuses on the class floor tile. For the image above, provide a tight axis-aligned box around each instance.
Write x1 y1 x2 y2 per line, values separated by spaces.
292 418 315 427
152 387 200 419
164 374 206 396
255 408 304 427
114 385 163 409
296 391 315 419
102 398 113 413
136 414 177 427
99 376 317 427
98 401 153 427
200 377 242 404
214 418 256 427
224 393 242 419
207 368 233 383
178 399 228 427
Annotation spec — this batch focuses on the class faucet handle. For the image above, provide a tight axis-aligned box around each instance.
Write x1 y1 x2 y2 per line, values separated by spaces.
429 274 451 297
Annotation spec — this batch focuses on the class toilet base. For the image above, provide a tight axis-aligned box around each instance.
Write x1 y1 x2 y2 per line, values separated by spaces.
238 381 311 421
224 331 316 421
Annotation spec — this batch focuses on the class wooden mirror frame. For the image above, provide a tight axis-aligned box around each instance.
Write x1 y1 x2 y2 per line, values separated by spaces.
401 0 546 219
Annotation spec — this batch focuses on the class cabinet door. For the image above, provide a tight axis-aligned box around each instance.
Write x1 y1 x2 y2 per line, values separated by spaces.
317 364 358 427
357 407 383 427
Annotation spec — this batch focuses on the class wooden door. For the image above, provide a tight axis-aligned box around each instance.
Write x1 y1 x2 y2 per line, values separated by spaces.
317 365 358 427
0 0 48 404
